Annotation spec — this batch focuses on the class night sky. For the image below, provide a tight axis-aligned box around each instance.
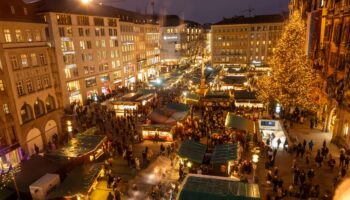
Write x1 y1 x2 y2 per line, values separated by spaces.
104 0 290 24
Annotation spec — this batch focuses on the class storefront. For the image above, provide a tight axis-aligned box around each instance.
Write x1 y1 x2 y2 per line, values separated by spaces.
69 91 82 104
0 144 23 172
86 90 98 101
258 119 287 149
141 124 174 141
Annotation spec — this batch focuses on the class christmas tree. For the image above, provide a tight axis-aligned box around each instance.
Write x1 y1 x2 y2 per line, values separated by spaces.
257 11 319 111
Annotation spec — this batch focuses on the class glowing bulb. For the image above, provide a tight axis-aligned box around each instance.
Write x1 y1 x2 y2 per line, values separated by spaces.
81 0 91 4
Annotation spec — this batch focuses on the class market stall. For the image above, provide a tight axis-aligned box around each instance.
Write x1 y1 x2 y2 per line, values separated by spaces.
47 163 103 200
258 119 287 149
45 133 106 163
234 90 263 108
177 174 260 200
210 144 238 177
202 91 232 108
141 124 174 141
220 75 248 91
225 113 256 134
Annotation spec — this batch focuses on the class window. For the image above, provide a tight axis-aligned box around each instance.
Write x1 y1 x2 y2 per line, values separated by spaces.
21 54 29 67
85 77 97 88
85 28 90 36
86 41 92 49
15 29 23 42
23 7 28 15
10 6 15 14
66 27 73 37
16 81 25 96
34 99 45 117
39 54 46 65
93 17 104 26
21 104 33 123
45 95 56 112
63 54 76 65
3 104 10 114
101 40 106 47
78 28 84 36
26 30 33 42
108 19 117 27
10 55 19 70
59 27 65 37
37 78 43 90
344 123 349 136
33 30 41 41
3 29 12 42
57 14 72 25
43 76 50 88
0 60 2 71
80 41 86 50
101 28 105 36
77 16 89 26
30 54 38 66
26 80 34 93
0 80 4 91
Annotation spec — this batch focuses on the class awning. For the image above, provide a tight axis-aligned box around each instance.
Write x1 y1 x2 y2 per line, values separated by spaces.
225 113 256 133
211 144 237 164
178 140 206 163
178 174 260 200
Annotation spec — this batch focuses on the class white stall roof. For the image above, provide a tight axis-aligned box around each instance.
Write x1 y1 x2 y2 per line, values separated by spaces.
30 173 59 188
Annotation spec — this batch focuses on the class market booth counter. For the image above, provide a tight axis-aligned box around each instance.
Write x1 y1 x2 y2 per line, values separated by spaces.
234 90 263 109
177 174 260 200
142 124 174 141
202 91 233 108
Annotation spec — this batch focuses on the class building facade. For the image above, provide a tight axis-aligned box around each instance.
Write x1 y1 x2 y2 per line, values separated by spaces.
290 0 350 147
160 15 204 71
35 0 160 108
211 15 285 66
0 0 63 169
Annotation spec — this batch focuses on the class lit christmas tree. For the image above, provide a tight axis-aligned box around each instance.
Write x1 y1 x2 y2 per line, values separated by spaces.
257 11 320 111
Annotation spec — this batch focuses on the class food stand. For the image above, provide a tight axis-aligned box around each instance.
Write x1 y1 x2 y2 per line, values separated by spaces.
202 91 232 108
234 90 263 108
110 91 157 116
220 75 248 91
141 124 174 141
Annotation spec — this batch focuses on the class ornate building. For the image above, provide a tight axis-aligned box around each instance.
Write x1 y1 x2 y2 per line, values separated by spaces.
290 0 350 147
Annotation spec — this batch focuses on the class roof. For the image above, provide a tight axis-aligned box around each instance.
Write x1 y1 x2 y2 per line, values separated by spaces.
234 91 257 100
225 113 256 133
46 133 106 158
160 15 202 27
211 144 238 164
226 67 247 74
33 0 157 24
204 91 231 99
47 163 102 198
222 76 247 85
178 140 206 163
148 103 190 125
178 175 260 200
0 0 44 23
213 14 285 25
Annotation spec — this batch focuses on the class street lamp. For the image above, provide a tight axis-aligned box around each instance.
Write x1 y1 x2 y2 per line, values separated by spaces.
81 0 92 4
252 154 259 183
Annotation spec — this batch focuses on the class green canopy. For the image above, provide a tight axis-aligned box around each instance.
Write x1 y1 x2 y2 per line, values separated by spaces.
211 144 237 164
225 113 256 133
178 140 206 163
179 175 260 200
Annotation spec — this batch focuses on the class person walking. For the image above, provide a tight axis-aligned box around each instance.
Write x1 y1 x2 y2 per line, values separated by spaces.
308 140 314 151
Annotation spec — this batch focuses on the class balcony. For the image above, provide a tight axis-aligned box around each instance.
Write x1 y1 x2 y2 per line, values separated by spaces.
1 41 47 49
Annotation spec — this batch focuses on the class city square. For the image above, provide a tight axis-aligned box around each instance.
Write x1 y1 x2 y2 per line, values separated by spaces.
0 0 350 200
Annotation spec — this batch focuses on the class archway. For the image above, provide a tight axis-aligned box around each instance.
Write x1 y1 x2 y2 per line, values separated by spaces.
45 95 56 112
44 120 58 144
26 128 43 156
21 103 34 123
34 99 45 118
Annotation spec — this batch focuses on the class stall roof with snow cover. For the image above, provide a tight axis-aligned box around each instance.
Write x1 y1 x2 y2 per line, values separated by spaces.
178 140 206 163
178 175 260 200
148 103 190 125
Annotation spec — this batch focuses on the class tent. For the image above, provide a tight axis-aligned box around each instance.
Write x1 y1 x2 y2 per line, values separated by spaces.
225 113 256 133
178 174 260 200
178 140 206 163
211 144 237 165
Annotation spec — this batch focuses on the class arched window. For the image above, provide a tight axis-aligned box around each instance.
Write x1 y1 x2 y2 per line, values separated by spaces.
45 95 56 112
21 103 33 123
34 99 45 117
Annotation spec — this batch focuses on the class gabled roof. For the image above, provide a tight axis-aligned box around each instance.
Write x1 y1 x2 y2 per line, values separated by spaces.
178 140 206 163
213 14 285 25
221 76 247 85
211 144 238 164
234 90 257 100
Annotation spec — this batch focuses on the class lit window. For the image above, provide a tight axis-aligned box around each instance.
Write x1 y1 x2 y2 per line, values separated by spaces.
21 54 29 67
23 7 28 15
15 29 23 42
3 29 12 42
10 6 15 14
16 81 25 96
0 80 4 91
10 55 19 70
344 123 349 136
3 104 10 114
26 30 33 42
0 59 2 70
31 54 38 66
33 30 41 41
